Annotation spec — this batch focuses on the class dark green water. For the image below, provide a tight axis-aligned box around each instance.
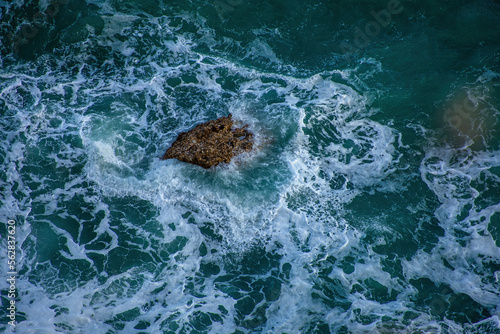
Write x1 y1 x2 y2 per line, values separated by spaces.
1 0 500 333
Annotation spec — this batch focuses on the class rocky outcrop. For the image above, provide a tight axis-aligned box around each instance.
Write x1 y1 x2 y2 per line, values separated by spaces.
162 114 253 169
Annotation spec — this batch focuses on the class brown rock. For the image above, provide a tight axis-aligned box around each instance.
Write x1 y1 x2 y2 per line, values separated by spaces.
162 114 253 168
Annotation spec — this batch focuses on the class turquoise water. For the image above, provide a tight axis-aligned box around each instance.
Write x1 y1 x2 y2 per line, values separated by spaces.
1 0 500 333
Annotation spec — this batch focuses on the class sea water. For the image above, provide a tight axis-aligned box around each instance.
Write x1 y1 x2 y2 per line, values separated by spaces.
1 0 500 333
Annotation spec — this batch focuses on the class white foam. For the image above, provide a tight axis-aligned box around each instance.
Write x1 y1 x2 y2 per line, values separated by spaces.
409 144 500 316
93 140 128 167
2 6 499 333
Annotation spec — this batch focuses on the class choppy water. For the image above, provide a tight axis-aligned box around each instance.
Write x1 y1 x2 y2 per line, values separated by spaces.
1 0 500 333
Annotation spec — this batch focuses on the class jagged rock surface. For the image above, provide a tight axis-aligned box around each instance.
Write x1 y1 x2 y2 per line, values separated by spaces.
162 114 253 168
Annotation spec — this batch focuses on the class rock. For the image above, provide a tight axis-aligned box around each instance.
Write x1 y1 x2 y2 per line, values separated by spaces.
162 114 253 168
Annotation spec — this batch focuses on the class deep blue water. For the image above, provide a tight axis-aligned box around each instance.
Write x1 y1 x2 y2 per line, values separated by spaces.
1 0 500 333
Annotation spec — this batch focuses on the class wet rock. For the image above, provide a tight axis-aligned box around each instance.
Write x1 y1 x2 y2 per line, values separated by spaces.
162 114 253 169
